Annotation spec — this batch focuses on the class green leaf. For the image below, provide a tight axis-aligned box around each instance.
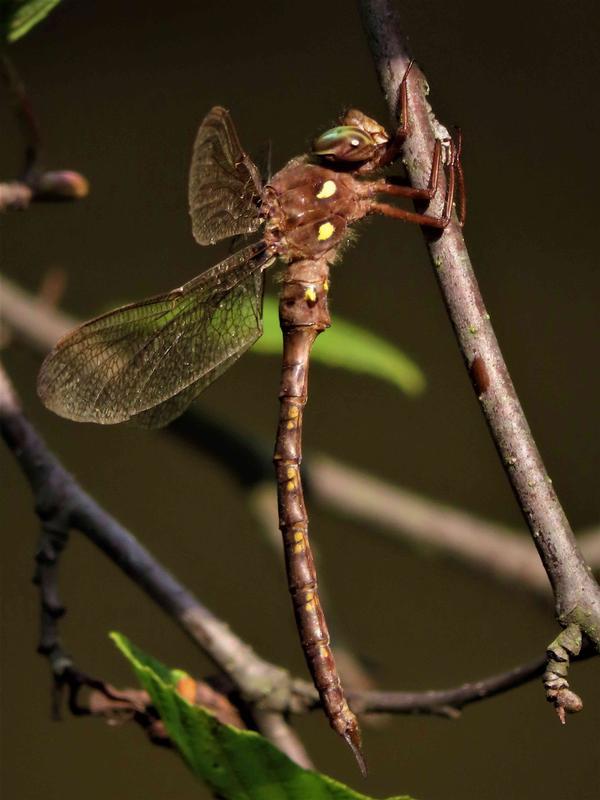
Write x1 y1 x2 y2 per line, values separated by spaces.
253 296 425 396
111 632 414 800
1 0 63 43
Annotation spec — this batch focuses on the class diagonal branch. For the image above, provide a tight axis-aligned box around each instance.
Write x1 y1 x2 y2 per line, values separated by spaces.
358 0 600 716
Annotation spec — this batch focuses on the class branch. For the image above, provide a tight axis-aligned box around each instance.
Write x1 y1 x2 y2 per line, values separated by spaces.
0 181 34 209
0 171 90 210
0 51 41 174
312 455 550 595
349 654 547 717
358 0 600 715
0 53 88 209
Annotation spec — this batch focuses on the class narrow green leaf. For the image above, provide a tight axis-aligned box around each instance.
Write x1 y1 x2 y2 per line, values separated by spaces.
111 632 414 800
253 296 425 396
1 0 62 43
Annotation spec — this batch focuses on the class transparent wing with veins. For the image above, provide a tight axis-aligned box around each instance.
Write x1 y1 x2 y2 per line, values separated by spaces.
188 106 263 246
37 243 271 427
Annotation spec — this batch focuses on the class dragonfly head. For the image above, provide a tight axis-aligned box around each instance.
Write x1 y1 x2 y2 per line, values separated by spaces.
312 111 388 163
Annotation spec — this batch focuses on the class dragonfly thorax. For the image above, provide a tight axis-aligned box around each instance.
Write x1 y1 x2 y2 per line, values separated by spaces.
263 162 362 262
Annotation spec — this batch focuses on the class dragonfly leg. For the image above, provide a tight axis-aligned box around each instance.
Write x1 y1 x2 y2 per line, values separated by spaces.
367 136 461 229
453 127 467 226
364 139 442 202
370 202 448 228
356 60 414 173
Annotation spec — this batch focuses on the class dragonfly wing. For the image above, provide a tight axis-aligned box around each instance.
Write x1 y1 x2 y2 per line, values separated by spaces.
130 349 247 429
38 244 271 426
189 107 263 246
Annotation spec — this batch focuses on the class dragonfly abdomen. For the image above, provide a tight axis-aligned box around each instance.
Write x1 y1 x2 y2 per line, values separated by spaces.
273 260 364 772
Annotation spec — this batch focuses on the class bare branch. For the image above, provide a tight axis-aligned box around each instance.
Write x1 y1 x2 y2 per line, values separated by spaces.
358 0 600 712
0 181 33 209
0 54 89 210
312 455 550 595
349 655 546 716
0 171 89 210
0 52 41 175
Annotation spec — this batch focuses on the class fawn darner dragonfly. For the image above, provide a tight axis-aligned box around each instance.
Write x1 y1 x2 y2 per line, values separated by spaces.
38 63 464 772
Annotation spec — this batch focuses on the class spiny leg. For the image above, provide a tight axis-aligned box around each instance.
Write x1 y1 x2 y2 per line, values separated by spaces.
274 263 365 774
364 138 442 202
368 137 458 228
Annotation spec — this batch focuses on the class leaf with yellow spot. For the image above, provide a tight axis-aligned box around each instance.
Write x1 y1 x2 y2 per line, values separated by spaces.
111 632 414 800
253 296 425 396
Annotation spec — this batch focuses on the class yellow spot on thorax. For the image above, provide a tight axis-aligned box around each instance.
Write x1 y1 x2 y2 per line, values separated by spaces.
304 286 317 303
305 591 314 602
305 601 315 613
293 543 305 554
317 221 335 241
286 420 295 430
316 179 337 199
323 279 329 293
288 406 299 418
286 467 296 479
293 531 304 543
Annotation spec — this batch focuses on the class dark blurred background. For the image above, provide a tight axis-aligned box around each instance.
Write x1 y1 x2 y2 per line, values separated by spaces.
1 1 599 798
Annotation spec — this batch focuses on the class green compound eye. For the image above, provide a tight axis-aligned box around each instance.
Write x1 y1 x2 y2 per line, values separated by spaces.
312 126 377 162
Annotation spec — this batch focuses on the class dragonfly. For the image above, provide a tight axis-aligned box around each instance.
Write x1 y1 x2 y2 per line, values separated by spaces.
38 62 464 772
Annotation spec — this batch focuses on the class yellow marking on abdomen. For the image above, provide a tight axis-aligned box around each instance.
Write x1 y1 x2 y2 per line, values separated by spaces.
293 530 304 543
305 601 315 613
304 286 317 302
323 279 329 293
316 179 337 199
317 221 335 241
293 543 305 554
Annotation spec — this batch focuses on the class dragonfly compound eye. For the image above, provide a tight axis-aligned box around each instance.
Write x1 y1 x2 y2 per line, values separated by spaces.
312 125 377 162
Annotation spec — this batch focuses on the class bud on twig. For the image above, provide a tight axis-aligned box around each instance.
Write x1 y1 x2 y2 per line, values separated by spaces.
34 170 90 201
